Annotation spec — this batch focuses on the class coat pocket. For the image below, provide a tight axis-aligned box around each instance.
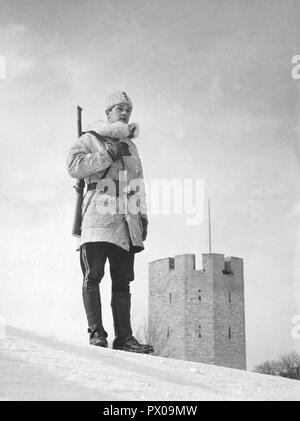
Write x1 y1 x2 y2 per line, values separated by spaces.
83 210 115 229
98 213 115 228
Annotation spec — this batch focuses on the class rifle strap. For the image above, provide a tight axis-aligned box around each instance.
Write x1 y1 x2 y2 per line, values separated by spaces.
84 130 108 143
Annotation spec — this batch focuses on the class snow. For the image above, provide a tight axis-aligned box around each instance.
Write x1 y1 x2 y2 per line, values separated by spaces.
0 326 299 401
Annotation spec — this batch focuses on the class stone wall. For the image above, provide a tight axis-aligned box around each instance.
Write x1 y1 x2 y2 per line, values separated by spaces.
148 253 246 370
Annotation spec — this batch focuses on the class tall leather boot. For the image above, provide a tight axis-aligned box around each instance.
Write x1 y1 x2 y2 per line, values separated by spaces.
111 292 154 354
82 285 108 347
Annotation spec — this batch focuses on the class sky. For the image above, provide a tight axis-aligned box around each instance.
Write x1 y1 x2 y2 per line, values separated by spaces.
0 0 300 370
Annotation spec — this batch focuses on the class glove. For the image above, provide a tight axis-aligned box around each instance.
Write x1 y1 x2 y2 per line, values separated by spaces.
106 141 131 161
140 215 148 241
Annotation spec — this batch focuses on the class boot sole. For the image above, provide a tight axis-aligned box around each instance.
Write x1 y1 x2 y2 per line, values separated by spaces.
113 346 154 354
124 348 154 354
90 341 108 348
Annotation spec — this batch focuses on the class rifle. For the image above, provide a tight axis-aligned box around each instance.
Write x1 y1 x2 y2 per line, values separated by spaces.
72 105 85 237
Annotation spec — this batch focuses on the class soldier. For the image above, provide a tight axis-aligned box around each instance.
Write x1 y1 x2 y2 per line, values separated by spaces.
67 91 153 354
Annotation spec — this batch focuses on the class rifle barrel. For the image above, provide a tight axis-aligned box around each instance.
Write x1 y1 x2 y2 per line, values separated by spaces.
77 105 83 137
72 105 84 237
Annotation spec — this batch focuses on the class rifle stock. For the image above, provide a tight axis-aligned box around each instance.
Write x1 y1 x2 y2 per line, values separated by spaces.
72 106 84 237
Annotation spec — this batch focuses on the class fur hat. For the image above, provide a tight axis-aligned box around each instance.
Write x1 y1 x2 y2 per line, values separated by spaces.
105 91 133 112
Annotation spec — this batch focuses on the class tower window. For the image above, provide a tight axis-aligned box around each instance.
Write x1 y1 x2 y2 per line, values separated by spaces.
169 293 172 303
169 259 175 270
167 326 170 337
228 327 231 340
229 292 231 303
198 289 201 301
199 325 202 338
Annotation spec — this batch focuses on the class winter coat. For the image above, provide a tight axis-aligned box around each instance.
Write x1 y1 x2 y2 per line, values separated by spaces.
67 120 147 253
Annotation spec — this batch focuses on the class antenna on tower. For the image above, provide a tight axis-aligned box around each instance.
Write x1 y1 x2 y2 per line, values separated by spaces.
208 199 212 254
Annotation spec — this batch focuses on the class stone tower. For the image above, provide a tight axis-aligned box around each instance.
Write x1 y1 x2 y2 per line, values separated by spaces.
148 253 246 370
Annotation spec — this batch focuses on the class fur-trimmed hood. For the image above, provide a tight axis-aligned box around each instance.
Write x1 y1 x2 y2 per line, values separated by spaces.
87 120 139 139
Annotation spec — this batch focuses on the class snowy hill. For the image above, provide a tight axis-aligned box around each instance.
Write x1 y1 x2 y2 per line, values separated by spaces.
0 326 299 401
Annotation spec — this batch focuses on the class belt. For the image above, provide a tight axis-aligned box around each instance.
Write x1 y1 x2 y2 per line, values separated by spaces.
87 180 137 197
87 182 99 191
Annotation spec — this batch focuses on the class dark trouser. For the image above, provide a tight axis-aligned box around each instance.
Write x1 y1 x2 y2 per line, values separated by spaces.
80 242 135 340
